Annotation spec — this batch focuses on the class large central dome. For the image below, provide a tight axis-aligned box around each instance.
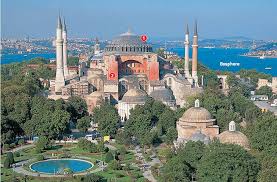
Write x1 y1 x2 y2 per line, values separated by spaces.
105 30 152 53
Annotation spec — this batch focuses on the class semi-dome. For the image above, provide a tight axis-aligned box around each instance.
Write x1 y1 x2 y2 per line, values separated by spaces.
180 99 215 123
121 88 148 103
218 121 250 149
190 130 211 144
105 30 152 53
150 87 175 103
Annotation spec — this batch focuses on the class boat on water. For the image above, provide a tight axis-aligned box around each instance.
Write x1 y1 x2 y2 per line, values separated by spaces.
259 54 265 59
265 67 272 70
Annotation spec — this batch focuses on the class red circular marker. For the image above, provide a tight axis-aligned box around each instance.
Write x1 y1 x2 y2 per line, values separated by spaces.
110 72 115 78
141 35 147 42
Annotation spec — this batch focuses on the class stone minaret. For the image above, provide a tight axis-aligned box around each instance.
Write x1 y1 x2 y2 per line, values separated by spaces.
55 16 65 93
184 24 190 78
62 18 69 77
192 21 198 86
94 37 100 55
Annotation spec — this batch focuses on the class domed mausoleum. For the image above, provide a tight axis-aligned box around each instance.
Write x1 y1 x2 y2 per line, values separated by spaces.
118 88 148 122
218 121 250 149
176 99 219 145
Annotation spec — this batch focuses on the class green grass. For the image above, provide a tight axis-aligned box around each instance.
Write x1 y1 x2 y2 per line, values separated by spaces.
1 143 146 182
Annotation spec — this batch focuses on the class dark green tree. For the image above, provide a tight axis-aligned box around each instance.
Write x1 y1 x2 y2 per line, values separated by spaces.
66 96 87 121
77 116 91 133
256 85 273 97
162 156 191 182
105 151 114 163
165 127 178 144
197 142 260 182
93 103 119 137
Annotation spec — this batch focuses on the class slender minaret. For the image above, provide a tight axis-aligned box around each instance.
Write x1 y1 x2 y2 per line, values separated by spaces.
192 20 198 86
62 18 69 77
94 37 100 55
55 15 65 93
184 24 190 78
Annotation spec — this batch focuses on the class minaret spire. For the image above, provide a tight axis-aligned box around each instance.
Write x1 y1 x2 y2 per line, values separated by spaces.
192 20 198 87
57 15 62 30
55 15 65 93
62 17 69 77
184 23 190 78
194 20 198 36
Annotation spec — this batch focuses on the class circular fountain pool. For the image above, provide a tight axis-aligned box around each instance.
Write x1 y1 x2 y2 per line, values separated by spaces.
30 159 93 174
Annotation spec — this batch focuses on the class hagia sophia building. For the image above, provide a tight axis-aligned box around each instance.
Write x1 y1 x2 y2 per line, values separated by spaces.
49 16 250 149
49 15 203 121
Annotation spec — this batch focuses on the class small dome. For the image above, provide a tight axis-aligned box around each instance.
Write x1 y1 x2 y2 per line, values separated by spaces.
121 88 148 103
150 87 175 103
190 130 210 144
180 107 214 122
218 131 250 149
218 121 250 149
179 99 215 123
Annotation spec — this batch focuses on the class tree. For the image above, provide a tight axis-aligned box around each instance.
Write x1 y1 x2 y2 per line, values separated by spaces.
109 160 122 170
162 156 191 182
197 142 260 182
257 147 277 182
105 151 114 163
93 103 119 137
35 136 50 151
67 57 79 66
77 116 91 133
66 96 87 121
215 108 241 131
158 108 176 134
256 85 273 97
178 141 205 172
4 158 11 168
246 112 277 151
6 152 14 164
83 173 106 182
165 127 177 144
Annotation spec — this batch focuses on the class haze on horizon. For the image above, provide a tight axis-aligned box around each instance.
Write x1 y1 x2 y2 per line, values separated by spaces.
1 0 277 40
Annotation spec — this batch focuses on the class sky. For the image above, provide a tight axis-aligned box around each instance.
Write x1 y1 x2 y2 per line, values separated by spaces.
1 0 277 40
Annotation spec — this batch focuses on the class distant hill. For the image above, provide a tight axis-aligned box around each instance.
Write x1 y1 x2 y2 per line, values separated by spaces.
222 36 253 41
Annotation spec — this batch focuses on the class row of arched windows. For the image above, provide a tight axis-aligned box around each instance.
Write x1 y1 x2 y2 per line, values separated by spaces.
105 45 152 52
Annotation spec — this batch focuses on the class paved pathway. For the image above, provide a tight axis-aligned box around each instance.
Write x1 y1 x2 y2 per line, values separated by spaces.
7 144 35 153
131 146 158 182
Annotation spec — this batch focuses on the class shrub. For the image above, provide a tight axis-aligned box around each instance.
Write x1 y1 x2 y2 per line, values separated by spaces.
36 154 44 161
83 173 105 182
3 144 10 150
9 143 16 148
4 158 11 168
63 168 73 175
14 151 20 157
78 138 98 153
34 148 42 154
6 152 14 164
36 136 50 151
109 160 122 170
18 139 25 146
105 151 114 163
115 172 125 178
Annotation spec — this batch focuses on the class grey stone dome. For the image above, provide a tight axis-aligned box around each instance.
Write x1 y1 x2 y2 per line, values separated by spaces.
121 88 148 103
190 130 210 144
150 88 175 103
105 30 152 53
